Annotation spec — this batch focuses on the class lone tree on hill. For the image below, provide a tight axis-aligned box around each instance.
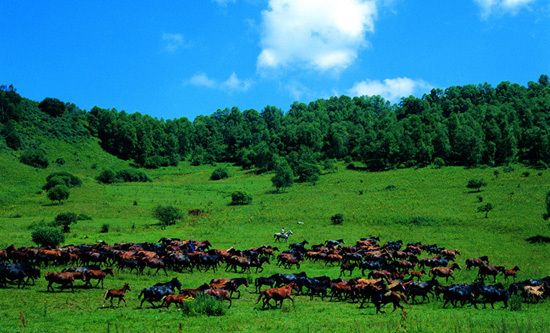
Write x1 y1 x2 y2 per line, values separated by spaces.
271 160 294 193
477 203 493 218
47 185 70 204
152 205 183 227
467 178 487 192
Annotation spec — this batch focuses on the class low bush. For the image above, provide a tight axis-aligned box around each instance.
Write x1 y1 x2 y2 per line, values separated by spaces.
19 148 48 168
31 227 65 247
43 171 82 190
331 213 344 225
210 167 230 180
230 190 252 205
180 294 226 317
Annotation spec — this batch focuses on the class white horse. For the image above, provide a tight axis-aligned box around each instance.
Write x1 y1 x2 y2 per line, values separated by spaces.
274 230 293 242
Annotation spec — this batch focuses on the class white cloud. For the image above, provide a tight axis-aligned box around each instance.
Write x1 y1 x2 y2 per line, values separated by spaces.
474 0 536 17
162 32 186 52
187 72 252 92
258 0 377 72
348 77 432 103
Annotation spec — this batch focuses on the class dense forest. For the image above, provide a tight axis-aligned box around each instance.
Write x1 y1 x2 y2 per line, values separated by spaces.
1 75 549 173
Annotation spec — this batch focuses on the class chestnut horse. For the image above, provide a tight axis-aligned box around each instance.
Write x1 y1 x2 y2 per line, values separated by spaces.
429 263 461 282
256 281 299 309
102 283 131 308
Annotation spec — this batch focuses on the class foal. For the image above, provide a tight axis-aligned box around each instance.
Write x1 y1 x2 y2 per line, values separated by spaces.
102 283 131 308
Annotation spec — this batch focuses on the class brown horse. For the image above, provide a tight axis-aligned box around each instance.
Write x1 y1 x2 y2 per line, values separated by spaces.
429 263 461 282
102 283 131 308
160 294 191 310
372 290 410 314
501 266 520 281
477 264 503 282
85 268 114 288
45 271 76 292
203 289 233 308
256 281 299 309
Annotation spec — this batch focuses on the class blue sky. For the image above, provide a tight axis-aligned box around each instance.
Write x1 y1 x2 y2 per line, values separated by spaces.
1 0 549 121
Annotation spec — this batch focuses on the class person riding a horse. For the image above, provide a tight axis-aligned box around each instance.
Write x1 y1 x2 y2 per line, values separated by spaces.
282 227 285 234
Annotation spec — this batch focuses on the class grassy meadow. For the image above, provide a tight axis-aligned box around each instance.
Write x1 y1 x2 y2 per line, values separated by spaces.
1 139 550 332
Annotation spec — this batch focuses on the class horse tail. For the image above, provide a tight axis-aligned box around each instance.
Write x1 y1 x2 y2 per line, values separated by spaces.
103 289 109 300
400 293 410 305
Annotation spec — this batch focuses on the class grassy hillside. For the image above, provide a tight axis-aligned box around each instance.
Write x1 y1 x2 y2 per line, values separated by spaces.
1 137 550 332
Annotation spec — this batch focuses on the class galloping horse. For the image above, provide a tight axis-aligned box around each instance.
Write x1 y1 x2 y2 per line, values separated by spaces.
45 271 76 292
85 268 114 288
274 230 293 242
256 281 299 309
102 283 131 308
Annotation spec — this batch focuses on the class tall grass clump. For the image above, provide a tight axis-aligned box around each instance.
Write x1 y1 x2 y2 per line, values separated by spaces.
180 294 227 317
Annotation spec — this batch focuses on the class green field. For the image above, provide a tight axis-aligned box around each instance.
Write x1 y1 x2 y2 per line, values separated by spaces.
1 139 550 332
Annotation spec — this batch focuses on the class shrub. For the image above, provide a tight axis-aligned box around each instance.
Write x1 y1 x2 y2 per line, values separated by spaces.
96 169 121 184
100 223 110 233
55 157 65 165
466 178 487 192
43 171 82 190
116 169 152 182
31 227 65 247
19 148 49 168
210 167 230 180
331 213 344 225
47 185 69 204
77 213 92 221
522 171 530 177
180 293 226 317
152 205 183 226
510 294 522 311
433 157 445 168
385 185 396 191
296 162 321 183
230 190 252 205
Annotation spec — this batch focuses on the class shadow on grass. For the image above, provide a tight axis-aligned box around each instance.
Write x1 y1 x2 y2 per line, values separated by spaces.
525 235 550 244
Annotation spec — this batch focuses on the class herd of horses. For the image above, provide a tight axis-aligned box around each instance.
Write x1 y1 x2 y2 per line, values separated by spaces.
0 235 548 314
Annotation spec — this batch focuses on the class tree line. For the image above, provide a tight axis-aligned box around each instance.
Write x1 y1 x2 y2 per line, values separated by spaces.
1 75 549 171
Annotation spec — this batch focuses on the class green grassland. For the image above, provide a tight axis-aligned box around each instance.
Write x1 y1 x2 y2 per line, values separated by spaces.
1 138 550 332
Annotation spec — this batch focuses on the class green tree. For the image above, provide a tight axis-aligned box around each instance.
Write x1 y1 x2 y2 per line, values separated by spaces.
47 185 70 204
152 205 183 227
31 227 65 247
54 212 77 233
38 97 66 117
477 203 493 218
467 178 487 192
271 160 294 193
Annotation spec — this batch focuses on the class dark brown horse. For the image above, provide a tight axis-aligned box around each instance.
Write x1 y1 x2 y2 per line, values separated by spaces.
256 281 299 309
102 283 131 308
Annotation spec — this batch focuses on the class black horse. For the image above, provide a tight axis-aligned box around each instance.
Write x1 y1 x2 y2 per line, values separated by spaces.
138 278 182 308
